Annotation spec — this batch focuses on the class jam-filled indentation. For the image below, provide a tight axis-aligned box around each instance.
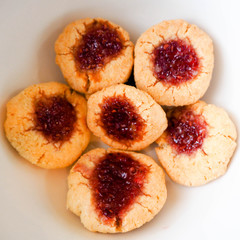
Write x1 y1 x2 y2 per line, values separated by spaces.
90 152 148 225
34 95 77 142
152 39 200 85
99 95 145 143
73 21 123 71
167 108 207 154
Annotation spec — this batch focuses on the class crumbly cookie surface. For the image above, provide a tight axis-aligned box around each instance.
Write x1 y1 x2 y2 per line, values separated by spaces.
67 148 167 233
155 101 237 186
55 18 134 94
4 82 90 169
134 19 214 106
87 84 167 150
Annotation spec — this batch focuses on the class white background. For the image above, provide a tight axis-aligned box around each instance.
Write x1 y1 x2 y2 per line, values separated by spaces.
0 0 239 239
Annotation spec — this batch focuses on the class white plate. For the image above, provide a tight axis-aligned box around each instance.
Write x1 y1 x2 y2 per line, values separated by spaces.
0 0 239 239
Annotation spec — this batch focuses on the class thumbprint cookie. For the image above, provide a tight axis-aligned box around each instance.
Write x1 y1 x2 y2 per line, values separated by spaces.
155 101 237 186
55 18 134 94
4 82 90 169
87 84 167 150
67 148 167 233
134 19 214 106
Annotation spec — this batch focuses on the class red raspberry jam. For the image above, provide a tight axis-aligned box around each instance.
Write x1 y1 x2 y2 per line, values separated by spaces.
167 108 207 154
152 39 200 85
34 96 77 142
99 95 145 143
90 152 148 225
73 21 123 71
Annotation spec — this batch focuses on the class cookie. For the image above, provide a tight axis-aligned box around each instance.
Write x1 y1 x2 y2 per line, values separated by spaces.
55 18 134 94
87 84 167 150
67 148 167 233
155 101 237 186
134 19 214 106
4 82 90 169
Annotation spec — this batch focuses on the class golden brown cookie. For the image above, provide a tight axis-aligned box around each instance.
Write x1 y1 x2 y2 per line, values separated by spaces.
67 148 167 233
55 18 134 94
87 84 167 150
4 82 90 169
155 101 237 186
134 19 214 106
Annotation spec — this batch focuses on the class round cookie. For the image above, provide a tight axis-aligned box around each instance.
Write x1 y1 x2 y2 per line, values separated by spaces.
87 84 167 150
55 18 134 94
67 148 167 233
155 101 237 186
134 19 214 106
4 82 91 169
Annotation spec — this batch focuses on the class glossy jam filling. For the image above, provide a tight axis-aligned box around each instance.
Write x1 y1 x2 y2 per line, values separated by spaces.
99 95 145 142
167 108 207 154
73 21 123 71
34 96 77 142
153 39 200 85
90 152 148 224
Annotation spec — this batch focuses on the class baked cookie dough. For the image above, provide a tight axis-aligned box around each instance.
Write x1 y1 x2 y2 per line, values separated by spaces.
67 148 167 233
55 18 134 94
134 19 214 106
155 101 237 186
4 82 90 169
87 84 167 150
